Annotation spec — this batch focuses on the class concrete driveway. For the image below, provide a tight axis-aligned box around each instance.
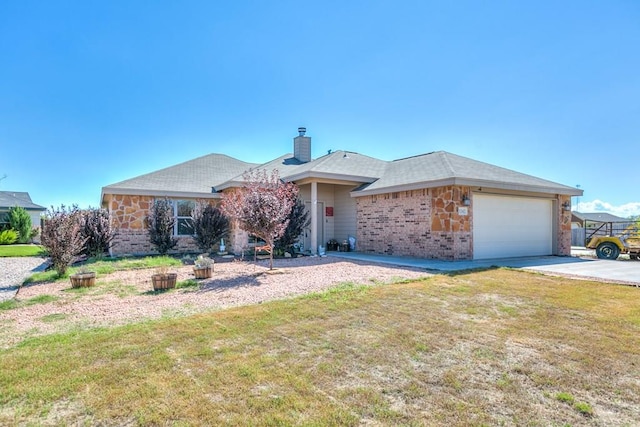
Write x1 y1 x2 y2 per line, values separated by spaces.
514 257 640 286
329 251 640 286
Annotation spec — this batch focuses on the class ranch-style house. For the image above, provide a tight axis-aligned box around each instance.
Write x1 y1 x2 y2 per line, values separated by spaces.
101 128 583 260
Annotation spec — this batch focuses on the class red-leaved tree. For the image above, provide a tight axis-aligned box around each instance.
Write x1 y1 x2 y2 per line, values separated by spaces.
41 205 86 276
221 169 298 269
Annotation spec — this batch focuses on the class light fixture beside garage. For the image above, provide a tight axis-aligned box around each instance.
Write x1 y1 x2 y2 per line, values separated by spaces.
462 194 471 206
562 200 571 211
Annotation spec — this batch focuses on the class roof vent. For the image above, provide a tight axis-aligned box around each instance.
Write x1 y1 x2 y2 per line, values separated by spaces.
298 127 306 136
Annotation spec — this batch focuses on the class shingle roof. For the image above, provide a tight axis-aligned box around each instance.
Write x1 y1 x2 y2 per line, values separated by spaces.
102 154 257 197
102 148 581 200
214 151 388 190
352 151 582 196
211 154 302 191
281 151 388 182
572 212 629 223
0 191 46 210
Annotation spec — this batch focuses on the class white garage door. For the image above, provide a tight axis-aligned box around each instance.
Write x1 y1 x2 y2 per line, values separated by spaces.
473 194 553 259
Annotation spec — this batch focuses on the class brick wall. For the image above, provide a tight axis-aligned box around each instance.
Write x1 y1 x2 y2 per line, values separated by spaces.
356 186 473 260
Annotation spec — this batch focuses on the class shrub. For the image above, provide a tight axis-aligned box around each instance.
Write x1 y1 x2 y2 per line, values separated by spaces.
0 229 18 245
29 227 40 240
147 198 177 255
40 205 86 276
191 202 229 253
80 208 115 258
8 206 32 244
274 198 309 256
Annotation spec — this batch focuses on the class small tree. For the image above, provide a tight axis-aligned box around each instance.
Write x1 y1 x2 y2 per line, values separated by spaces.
221 170 298 269
147 198 177 255
191 201 229 253
8 206 32 244
80 207 116 258
274 198 310 256
40 205 86 276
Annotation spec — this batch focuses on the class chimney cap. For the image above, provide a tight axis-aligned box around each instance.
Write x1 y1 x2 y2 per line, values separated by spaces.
297 127 306 136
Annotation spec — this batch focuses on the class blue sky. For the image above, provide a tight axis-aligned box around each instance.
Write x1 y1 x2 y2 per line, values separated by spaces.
1 1 639 217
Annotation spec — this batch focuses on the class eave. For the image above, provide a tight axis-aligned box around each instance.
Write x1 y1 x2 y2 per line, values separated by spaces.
285 171 377 186
101 187 221 205
350 178 585 198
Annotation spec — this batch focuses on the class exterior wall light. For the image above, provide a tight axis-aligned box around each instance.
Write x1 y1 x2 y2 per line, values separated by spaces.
462 194 471 206
562 201 571 211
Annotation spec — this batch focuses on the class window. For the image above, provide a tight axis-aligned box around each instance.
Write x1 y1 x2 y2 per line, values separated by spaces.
175 200 195 236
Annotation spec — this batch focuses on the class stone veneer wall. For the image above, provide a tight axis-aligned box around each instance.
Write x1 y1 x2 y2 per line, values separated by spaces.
557 194 572 256
106 194 210 256
356 186 472 260
229 220 250 256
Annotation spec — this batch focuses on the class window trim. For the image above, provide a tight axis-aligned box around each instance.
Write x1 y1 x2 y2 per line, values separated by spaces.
173 199 195 237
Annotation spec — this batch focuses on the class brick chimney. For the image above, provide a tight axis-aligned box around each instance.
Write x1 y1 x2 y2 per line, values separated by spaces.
294 127 311 163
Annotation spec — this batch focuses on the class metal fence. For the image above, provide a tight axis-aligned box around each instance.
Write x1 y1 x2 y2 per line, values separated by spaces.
573 221 638 247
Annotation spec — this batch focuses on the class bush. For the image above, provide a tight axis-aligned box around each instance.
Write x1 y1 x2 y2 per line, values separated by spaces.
274 198 309 256
191 202 229 253
40 205 86 276
29 227 39 240
8 206 32 244
147 198 177 255
0 229 18 245
80 208 116 258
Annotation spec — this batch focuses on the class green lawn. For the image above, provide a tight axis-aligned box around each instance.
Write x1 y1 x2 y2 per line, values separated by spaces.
0 244 46 257
0 269 638 426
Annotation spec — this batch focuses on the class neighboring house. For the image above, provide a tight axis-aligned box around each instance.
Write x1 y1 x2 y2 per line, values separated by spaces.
0 191 46 229
572 212 631 228
101 128 583 260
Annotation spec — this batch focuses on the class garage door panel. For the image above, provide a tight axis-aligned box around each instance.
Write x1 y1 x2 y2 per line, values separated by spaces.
473 195 552 259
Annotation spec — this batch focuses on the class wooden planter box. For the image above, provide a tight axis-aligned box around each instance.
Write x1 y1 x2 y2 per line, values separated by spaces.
70 272 96 288
151 273 177 291
193 266 212 279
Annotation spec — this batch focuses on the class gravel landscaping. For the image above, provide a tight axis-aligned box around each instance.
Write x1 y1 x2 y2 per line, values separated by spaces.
0 257 49 302
0 256 432 348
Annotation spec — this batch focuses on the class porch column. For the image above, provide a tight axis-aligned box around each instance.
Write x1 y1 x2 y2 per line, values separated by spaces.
311 181 318 254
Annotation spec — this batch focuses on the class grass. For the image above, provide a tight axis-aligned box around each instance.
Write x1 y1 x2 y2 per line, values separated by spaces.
0 244 45 257
556 392 594 416
0 294 59 311
176 279 200 289
0 268 638 425
24 255 182 283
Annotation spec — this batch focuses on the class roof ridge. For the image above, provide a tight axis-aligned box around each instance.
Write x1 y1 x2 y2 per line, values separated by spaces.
104 153 256 188
391 151 437 162
311 150 346 168
439 151 455 176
